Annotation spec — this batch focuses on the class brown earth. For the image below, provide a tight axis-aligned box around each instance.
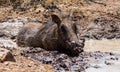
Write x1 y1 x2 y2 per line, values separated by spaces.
1 0 120 22
0 50 53 72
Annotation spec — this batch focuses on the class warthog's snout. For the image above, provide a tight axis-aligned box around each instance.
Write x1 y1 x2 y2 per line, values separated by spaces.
65 38 85 55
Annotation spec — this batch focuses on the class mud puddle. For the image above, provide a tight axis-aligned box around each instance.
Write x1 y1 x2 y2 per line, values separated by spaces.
84 39 120 54
85 52 120 72
84 39 120 72
86 65 120 72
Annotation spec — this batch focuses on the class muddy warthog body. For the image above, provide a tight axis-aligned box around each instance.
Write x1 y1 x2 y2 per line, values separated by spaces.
17 14 85 56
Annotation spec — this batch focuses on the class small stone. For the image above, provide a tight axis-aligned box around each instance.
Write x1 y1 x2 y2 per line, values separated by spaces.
105 61 113 65
116 57 119 60
0 48 15 62
28 64 32 67
28 57 31 59
109 52 114 55
29 8 34 12
35 8 41 13
110 57 116 60
93 65 101 69
60 63 67 68
4 62 9 66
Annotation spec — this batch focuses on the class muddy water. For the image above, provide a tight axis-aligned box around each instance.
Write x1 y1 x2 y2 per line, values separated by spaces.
84 39 120 54
85 54 120 72
86 65 120 72
84 39 120 72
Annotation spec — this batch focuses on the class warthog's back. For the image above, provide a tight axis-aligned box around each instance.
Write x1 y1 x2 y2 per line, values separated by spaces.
17 22 59 50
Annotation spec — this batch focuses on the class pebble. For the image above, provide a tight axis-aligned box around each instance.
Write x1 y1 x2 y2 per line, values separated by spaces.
28 64 32 67
93 65 101 69
105 61 113 65
0 48 15 62
4 62 9 66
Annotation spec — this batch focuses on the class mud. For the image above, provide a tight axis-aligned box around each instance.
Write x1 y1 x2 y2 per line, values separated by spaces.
21 48 86 72
81 16 120 40
21 48 120 72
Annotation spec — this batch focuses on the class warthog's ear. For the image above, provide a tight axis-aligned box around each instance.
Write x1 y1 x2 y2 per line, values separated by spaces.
51 14 61 27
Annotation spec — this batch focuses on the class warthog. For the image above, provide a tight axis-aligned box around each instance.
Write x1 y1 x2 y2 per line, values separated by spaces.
17 14 85 56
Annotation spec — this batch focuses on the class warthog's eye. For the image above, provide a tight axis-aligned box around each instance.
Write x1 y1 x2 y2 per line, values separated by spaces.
61 25 68 35
72 23 78 34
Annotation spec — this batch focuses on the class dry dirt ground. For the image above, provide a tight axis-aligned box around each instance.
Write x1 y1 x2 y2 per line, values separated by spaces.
0 50 53 72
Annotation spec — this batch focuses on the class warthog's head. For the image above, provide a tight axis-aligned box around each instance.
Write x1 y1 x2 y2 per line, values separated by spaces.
51 14 85 56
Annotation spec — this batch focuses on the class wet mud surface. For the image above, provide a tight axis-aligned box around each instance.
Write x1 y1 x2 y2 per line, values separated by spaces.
21 48 86 72
21 48 120 72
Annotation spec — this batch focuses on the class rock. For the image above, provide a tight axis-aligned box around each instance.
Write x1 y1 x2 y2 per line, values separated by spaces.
105 61 113 65
4 62 9 66
93 65 101 69
28 64 32 67
0 48 15 62
35 8 41 13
